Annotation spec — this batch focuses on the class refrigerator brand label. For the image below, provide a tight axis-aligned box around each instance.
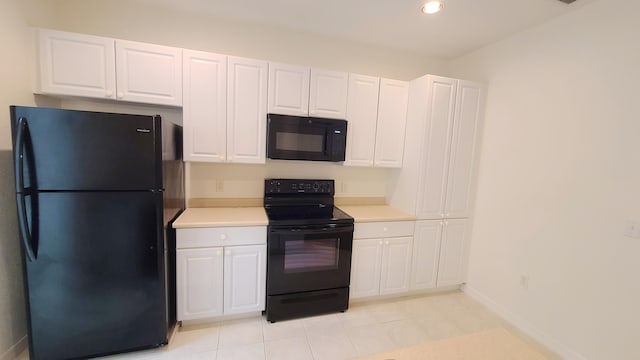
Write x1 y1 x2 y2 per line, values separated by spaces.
136 128 151 133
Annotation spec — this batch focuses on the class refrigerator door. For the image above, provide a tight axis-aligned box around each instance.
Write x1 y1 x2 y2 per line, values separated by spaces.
23 191 167 360
10 106 161 191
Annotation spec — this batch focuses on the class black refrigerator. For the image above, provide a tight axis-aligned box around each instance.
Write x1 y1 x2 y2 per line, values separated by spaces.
9 106 184 360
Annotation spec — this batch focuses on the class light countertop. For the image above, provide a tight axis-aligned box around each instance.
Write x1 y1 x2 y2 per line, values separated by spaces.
338 205 416 223
173 207 268 228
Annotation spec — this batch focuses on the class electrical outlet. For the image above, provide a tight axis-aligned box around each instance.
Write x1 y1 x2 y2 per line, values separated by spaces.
624 221 640 238
520 275 529 290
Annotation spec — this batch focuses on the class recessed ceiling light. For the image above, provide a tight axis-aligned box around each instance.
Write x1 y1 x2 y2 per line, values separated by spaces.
421 1 444 14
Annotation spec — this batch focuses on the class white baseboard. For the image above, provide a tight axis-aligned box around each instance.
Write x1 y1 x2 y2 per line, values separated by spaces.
0 336 27 360
462 285 587 360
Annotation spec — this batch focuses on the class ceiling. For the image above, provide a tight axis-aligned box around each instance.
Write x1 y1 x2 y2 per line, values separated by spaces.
131 0 596 59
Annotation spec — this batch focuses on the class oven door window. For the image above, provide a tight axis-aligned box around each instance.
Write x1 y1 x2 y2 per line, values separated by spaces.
275 131 325 153
267 225 353 295
284 237 339 273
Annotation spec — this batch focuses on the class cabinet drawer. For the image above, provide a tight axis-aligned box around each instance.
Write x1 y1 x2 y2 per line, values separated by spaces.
177 226 266 249
354 221 414 239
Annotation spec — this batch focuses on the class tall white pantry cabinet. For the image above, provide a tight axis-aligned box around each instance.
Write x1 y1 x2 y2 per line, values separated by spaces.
392 75 485 290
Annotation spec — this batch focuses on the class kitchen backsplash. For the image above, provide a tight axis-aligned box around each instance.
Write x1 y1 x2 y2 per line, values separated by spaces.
188 161 388 200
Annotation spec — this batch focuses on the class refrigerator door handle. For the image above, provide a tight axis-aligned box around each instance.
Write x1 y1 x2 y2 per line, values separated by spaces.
14 117 26 193
14 118 36 261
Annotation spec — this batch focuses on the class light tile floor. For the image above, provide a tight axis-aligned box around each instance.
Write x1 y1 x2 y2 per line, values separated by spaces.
17 290 560 360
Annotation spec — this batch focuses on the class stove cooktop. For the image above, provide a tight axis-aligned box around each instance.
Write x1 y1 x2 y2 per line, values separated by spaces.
263 179 353 226
265 205 353 226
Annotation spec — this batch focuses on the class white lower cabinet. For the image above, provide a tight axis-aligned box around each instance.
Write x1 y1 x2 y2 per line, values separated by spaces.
410 219 469 290
176 226 266 321
350 221 414 300
177 247 224 320
379 237 413 295
436 219 469 287
223 245 266 315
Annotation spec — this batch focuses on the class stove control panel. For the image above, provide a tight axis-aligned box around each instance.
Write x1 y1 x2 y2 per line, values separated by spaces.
265 179 334 195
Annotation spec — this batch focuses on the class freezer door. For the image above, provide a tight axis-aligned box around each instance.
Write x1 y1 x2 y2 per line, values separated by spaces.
10 106 161 191
23 191 167 360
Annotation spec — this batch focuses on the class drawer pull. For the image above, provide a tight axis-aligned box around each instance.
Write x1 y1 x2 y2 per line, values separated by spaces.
220 234 227 240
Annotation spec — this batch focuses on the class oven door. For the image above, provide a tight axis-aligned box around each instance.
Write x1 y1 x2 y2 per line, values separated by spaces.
267 223 353 295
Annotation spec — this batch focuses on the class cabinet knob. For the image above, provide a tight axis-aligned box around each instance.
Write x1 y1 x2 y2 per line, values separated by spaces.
117 92 124 99
225 250 231 255
379 240 383 245
444 221 449 226
105 90 113 97
385 240 389 245
220 234 227 240
383 227 388 232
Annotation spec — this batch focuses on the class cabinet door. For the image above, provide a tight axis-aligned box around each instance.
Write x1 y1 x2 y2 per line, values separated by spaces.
379 237 413 295
410 221 442 290
183 50 227 162
374 79 409 168
444 81 484 218
227 56 268 164
268 62 310 116
176 248 224 321
38 29 116 100
416 76 457 219
350 238 383 299
309 69 349 119
224 245 266 315
437 219 469 287
344 74 379 167
115 40 182 106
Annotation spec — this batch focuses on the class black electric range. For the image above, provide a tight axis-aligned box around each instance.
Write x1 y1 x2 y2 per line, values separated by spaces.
263 179 354 322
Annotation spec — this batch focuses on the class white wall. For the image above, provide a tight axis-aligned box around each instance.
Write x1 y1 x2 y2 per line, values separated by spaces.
450 0 640 359
0 0 59 357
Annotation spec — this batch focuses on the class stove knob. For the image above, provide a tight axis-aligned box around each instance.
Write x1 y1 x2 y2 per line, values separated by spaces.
313 183 320 191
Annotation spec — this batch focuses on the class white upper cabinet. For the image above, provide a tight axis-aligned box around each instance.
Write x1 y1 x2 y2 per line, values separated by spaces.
344 74 379 167
415 76 484 219
182 50 227 163
374 78 409 168
309 69 349 119
38 29 116 99
444 81 484 218
115 40 183 106
268 62 310 116
416 76 457 219
227 56 268 164
37 29 182 106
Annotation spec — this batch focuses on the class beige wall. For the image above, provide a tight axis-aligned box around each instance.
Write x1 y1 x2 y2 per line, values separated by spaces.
450 0 640 358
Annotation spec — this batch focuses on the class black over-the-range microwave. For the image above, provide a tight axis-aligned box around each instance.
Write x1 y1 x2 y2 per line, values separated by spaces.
266 113 347 162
